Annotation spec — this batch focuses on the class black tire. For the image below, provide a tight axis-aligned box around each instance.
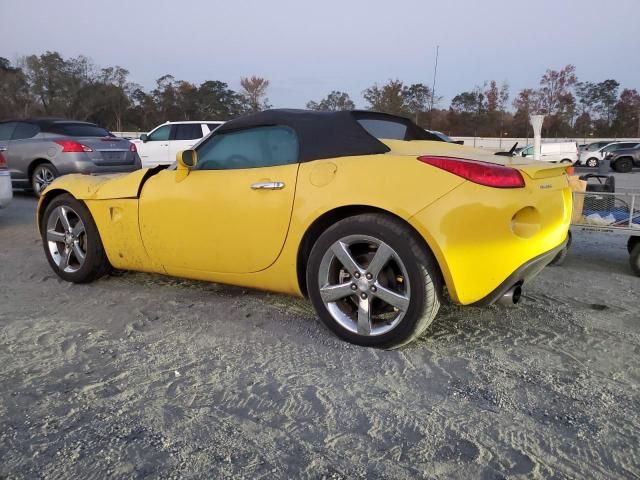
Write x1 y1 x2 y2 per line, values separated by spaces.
41 193 111 283
306 213 442 349
628 236 640 254
612 157 633 173
31 162 58 197
560 158 573 164
630 244 640 277
586 157 599 168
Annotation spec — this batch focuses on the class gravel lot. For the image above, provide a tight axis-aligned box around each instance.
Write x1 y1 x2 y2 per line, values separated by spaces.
1 170 639 479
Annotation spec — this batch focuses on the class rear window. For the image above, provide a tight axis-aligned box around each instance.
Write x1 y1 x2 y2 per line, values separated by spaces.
48 123 112 137
357 119 407 140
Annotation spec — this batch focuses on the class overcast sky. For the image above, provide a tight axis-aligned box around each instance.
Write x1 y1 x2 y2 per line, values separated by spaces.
2 0 638 109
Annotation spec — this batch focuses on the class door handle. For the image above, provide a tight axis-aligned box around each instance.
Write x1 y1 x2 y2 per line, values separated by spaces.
250 181 285 190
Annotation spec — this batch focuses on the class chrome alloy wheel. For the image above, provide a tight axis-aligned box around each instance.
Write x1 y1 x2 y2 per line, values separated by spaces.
45 205 87 273
33 166 56 194
317 234 411 336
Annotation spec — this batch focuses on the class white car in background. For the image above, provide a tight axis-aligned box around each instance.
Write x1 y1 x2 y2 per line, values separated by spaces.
519 142 578 164
132 121 224 168
578 141 640 167
0 147 12 209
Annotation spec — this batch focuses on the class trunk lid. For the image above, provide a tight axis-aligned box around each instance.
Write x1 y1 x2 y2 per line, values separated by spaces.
72 136 136 166
382 139 570 182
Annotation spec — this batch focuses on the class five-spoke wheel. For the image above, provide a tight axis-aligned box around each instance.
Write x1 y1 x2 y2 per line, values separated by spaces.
41 193 111 283
45 205 87 273
318 235 411 337
307 214 442 348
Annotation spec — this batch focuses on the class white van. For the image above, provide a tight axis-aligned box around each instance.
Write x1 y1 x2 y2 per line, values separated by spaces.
519 142 578 164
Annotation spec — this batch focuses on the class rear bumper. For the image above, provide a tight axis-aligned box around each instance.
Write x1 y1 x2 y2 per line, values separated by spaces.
54 153 141 176
0 171 13 208
471 235 568 306
407 177 571 305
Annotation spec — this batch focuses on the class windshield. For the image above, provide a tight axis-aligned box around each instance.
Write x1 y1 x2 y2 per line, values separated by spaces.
48 123 113 137
587 143 604 151
602 143 623 153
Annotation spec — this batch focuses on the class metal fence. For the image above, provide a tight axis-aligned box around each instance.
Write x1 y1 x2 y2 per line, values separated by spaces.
572 191 640 234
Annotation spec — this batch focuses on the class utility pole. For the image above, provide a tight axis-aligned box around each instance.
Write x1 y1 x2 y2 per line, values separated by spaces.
429 45 439 129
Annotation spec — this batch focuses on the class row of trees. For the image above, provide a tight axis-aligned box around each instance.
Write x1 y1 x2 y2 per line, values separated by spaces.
0 52 270 132
1 52 639 138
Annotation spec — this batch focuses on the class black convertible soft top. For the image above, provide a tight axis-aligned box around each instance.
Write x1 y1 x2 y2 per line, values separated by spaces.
215 109 442 162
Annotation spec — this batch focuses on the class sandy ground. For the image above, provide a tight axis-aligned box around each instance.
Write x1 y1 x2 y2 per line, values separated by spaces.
1 170 639 479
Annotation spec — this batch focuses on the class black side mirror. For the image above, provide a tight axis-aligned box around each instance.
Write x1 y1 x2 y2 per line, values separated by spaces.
140 133 148 143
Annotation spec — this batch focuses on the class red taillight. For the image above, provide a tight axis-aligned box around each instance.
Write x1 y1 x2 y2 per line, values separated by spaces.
54 140 93 153
418 156 525 188
129 143 137 152
0 152 6 169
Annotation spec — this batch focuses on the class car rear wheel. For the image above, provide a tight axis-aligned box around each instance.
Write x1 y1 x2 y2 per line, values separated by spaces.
560 158 572 164
586 157 599 168
306 214 442 349
630 244 640 277
32 163 58 196
41 193 111 283
612 157 633 173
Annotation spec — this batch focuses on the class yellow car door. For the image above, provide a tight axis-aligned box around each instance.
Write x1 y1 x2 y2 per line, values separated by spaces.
138 125 299 274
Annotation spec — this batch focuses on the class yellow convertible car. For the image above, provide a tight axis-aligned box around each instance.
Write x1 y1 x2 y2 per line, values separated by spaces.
37 110 571 348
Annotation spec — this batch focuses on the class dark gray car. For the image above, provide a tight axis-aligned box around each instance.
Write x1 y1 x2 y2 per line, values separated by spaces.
607 145 640 173
0 119 141 195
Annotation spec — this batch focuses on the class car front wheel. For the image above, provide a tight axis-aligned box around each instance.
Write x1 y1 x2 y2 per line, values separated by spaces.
41 193 111 283
612 157 633 173
306 214 442 348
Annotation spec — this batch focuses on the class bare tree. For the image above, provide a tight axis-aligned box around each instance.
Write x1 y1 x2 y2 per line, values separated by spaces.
537 64 577 115
240 76 271 112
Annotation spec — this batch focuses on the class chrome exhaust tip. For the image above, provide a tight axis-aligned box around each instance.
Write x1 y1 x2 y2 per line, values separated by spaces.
497 285 522 306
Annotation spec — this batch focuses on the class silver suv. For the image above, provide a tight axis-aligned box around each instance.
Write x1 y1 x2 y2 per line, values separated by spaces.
0 119 141 195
